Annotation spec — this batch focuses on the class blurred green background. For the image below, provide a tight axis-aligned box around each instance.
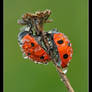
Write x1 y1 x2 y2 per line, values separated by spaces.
4 0 88 92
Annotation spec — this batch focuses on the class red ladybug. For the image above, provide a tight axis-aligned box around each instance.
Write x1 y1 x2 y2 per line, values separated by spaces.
18 29 73 68
18 31 51 64
47 29 73 68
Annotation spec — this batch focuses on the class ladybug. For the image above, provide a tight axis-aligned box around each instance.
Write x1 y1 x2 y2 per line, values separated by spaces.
18 30 51 64
46 29 73 68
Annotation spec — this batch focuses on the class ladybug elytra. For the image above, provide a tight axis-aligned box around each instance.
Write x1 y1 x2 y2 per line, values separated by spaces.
18 30 51 64
46 29 73 68
18 28 73 68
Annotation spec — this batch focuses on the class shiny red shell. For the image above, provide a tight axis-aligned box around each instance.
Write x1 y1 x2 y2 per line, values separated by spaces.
53 33 73 68
21 34 51 63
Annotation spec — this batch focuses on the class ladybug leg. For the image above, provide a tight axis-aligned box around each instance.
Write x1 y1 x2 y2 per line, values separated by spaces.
29 28 33 35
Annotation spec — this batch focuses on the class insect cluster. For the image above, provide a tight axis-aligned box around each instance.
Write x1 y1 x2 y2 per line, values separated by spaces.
18 10 73 69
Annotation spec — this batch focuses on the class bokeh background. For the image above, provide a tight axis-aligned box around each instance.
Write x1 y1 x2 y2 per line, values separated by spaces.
4 0 88 92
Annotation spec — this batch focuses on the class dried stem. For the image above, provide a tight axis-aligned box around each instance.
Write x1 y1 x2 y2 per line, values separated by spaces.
56 65 74 92
18 10 75 92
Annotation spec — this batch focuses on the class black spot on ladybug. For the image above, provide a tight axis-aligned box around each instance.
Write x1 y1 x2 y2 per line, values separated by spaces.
27 53 31 56
31 43 34 47
63 54 68 59
57 40 63 44
40 56 44 59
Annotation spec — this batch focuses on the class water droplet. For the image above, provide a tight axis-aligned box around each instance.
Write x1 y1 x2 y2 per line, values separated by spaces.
23 53 28 59
60 78 63 82
62 68 68 74
34 61 38 64
24 56 28 59
48 31 52 33
19 44 23 47
48 41 51 44
70 54 72 57
38 62 42 64
67 63 70 66
25 27 30 31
